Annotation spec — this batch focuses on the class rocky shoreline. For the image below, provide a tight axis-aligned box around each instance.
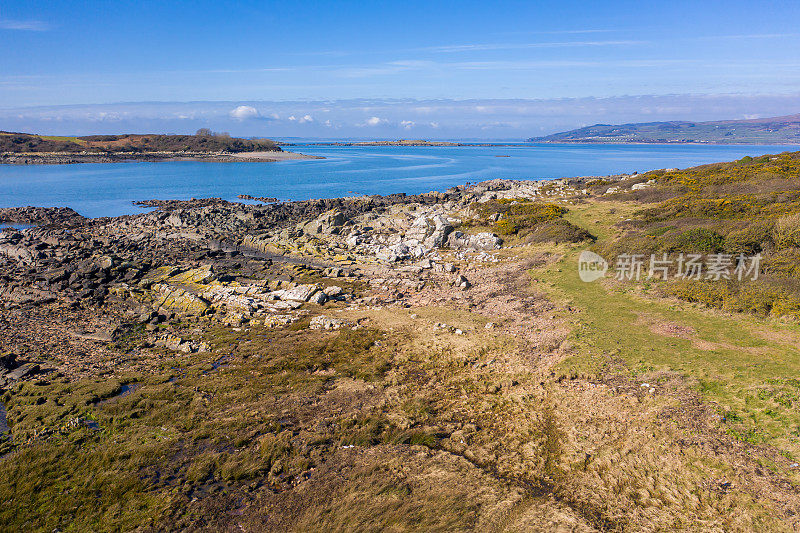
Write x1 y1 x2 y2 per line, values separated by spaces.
5 165 800 530
0 172 638 381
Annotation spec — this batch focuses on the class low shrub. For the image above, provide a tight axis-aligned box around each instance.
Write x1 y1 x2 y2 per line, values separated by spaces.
724 221 774 254
474 200 569 236
660 279 800 317
494 219 518 235
660 279 728 308
722 283 800 316
654 227 726 253
523 218 594 243
764 248 800 277
774 213 800 248
646 225 676 237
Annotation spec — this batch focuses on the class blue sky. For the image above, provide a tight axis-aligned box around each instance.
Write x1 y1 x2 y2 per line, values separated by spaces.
2 0 800 137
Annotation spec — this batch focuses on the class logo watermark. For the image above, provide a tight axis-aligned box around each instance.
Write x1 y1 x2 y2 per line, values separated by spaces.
578 252 761 282
578 250 609 282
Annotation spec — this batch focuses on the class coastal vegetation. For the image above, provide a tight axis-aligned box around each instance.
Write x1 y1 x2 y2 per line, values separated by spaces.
595 151 800 317
0 129 280 154
3 152 800 529
470 198 593 242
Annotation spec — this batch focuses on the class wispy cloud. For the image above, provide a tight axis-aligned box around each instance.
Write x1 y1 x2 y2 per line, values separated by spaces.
334 60 437 78
0 19 50 31
421 40 646 53
3 94 800 138
496 29 617 36
284 33 631 57
535 29 616 35
450 58 698 70
691 33 800 42
330 58 699 77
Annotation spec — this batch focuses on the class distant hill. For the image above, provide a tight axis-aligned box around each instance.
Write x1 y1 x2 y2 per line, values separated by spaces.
529 113 800 144
0 130 281 153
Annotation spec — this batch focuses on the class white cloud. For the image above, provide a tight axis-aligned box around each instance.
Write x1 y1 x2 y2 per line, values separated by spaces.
364 116 387 126
288 114 314 123
400 120 415 130
229 105 260 120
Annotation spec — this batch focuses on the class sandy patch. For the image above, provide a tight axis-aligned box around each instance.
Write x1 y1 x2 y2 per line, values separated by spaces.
635 313 696 339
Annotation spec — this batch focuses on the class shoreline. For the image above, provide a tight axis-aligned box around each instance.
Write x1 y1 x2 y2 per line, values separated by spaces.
0 173 631 222
0 150 322 165
282 140 800 147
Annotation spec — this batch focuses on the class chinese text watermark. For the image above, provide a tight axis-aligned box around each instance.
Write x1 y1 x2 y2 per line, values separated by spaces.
579 252 761 282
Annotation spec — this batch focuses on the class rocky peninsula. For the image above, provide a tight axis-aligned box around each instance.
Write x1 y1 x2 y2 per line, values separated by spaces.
0 131 320 165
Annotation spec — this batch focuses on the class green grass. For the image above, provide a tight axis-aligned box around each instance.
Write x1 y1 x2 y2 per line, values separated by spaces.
538 205 800 462
37 135 86 145
0 323 403 531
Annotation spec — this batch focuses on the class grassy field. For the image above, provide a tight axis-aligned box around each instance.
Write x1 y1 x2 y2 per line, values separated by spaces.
37 135 86 145
543 200 800 467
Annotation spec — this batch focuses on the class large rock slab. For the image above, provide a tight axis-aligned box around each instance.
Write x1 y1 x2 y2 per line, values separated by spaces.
152 283 211 315
447 231 503 251
280 284 327 304
310 315 353 330
405 215 453 248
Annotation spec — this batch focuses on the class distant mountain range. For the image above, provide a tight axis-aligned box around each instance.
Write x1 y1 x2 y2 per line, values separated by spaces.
529 113 800 144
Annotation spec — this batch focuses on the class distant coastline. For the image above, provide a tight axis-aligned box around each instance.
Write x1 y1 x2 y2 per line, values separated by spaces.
529 112 800 144
0 150 322 165
279 140 515 147
531 140 800 146
0 131 321 165
286 140 800 147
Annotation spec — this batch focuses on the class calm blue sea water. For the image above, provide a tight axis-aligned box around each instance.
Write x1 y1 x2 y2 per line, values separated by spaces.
0 144 796 218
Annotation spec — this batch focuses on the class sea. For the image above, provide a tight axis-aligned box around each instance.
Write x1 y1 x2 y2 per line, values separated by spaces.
0 143 796 218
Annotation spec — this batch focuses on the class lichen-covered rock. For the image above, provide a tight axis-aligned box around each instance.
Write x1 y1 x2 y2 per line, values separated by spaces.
307 290 328 305
323 285 343 297
0 243 35 263
309 315 352 330
95 255 115 270
158 335 210 353
263 315 299 327
446 231 503 251
282 284 325 303
405 215 453 249
152 283 210 315
266 300 303 311
170 264 214 284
